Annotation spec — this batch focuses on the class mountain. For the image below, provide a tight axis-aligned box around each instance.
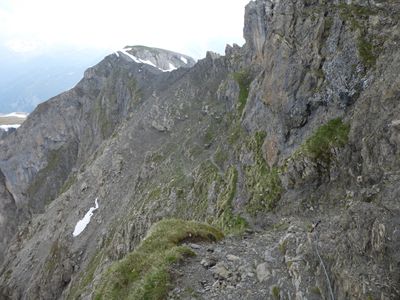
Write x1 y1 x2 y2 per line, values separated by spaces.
0 1 400 299
0 112 27 128
116 45 196 71
0 47 109 113
0 112 28 139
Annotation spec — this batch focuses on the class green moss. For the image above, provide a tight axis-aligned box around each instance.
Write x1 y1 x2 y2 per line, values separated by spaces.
357 36 376 68
27 149 62 200
44 239 61 273
233 70 252 116
286 261 293 268
68 251 103 300
187 144 204 159
81 252 102 287
245 166 282 214
310 286 321 295
244 132 283 214
303 118 350 164
227 122 246 145
313 67 325 81
169 160 222 221
337 3 376 28
4 269 12 280
190 161 221 220
272 286 281 299
27 144 76 207
59 174 76 194
181 287 198 298
194 161 220 189
144 187 163 205
322 15 333 42
337 3 378 67
94 219 223 300
214 147 228 167
278 240 287 255
203 126 215 145
137 157 221 223
146 152 164 165
338 4 361 30
339 3 376 17
100 106 113 139
215 167 247 234
272 220 290 232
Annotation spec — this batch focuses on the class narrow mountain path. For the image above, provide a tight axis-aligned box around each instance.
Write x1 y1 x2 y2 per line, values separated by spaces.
168 219 323 300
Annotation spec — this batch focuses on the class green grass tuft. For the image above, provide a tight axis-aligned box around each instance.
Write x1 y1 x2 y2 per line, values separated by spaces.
245 132 283 214
272 285 281 299
227 122 245 145
278 240 287 255
310 286 321 295
357 36 376 68
67 250 103 300
337 3 378 68
215 167 248 234
233 71 252 116
203 126 215 145
303 118 350 164
94 219 223 300
214 147 228 167
59 174 76 194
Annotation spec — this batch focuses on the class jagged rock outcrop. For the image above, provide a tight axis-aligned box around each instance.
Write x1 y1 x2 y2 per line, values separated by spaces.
0 1 399 299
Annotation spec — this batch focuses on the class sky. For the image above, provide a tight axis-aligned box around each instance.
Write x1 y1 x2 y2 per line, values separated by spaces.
0 0 250 59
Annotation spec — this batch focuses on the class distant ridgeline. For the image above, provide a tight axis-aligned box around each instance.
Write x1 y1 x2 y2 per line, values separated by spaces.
0 112 27 137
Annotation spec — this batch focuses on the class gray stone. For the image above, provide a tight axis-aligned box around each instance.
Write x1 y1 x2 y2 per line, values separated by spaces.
200 257 217 269
211 263 231 280
226 254 240 262
189 243 202 250
256 262 271 283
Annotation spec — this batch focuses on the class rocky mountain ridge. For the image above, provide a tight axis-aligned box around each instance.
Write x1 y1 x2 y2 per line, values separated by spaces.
117 45 196 71
0 0 399 299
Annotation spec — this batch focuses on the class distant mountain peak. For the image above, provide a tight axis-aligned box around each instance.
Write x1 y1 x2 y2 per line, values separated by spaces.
115 45 196 72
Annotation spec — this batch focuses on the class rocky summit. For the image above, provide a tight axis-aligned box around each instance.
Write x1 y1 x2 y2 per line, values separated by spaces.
0 0 399 299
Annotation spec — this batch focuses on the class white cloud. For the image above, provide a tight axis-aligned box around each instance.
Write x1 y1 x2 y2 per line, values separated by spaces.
0 0 250 58
5 39 41 53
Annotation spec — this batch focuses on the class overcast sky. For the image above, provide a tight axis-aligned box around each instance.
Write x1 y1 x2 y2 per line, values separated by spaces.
0 0 250 59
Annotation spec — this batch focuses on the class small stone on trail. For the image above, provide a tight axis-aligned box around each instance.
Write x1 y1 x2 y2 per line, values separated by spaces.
200 257 217 268
256 262 271 283
226 254 240 261
189 243 201 249
211 262 231 280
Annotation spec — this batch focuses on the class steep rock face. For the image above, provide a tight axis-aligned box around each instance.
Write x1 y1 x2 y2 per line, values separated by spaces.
0 169 21 267
240 0 400 298
244 1 400 299
0 1 399 300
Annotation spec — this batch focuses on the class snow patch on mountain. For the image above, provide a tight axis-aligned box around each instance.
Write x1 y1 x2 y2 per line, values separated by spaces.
0 124 20 131
0 112 28 118
72 198 99 237
180 56 188 64
115 46 195 72
119 48 141 63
